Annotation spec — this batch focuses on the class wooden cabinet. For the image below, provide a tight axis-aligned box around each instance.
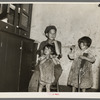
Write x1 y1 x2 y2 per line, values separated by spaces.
0 28 38 92
0 4 37 92
0 4 32 38
0 32 7 91
0 32 20 91
4 33 21 92
19 39 37 92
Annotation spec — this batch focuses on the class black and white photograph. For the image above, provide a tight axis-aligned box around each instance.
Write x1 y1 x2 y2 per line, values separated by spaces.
0 2 100 98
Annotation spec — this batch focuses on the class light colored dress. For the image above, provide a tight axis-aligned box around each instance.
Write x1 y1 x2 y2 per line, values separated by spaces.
68 47 95 89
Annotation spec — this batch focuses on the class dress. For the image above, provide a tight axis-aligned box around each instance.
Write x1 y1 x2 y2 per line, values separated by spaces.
38 39 63 84
39 58 55 85
67 48 95 89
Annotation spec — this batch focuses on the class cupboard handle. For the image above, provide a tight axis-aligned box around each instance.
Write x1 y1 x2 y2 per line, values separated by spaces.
23 8 26 12
0 42 2 47
6 26 8 29
16 26 19 28
20 47 22 50
31 70 35 72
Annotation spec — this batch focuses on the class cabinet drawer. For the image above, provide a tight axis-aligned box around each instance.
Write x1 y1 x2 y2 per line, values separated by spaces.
19 29 30 38
0 21 15 34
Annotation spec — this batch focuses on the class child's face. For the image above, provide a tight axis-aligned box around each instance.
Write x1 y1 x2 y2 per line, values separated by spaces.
48 29 56 40
80 42 88 50
44 47 52 55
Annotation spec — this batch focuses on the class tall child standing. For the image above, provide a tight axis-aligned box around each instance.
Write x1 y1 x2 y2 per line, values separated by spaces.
67 36 96 92
28 25 62 92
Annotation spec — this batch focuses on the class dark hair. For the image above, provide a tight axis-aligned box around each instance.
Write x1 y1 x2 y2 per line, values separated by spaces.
43 44 56 55
78 36 92 49
44 25 57 38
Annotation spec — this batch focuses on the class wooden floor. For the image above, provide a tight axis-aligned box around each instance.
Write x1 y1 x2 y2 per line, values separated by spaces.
23 85 99 92
59 85 99 92
41 85 99 92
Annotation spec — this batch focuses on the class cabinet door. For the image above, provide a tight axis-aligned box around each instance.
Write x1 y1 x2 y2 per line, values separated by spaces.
19 4 32 32
19 40 36 92
5 34 21 92
0 32 7 91
0 32 21 92
18 4 32 38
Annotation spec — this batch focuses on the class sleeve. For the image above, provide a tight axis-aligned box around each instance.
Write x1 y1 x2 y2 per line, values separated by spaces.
38 55 46 61
37 41 45 57
88 49 96 63
88 49 96 58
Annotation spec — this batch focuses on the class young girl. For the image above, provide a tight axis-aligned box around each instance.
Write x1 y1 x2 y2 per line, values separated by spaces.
67 36 96 92
38 44 60 92
28 25 62 92
38 25 62 86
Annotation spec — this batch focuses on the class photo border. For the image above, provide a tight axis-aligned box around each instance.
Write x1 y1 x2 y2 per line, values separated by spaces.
0 0 100 99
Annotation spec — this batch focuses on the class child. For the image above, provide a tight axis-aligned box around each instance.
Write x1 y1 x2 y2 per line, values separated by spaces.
38 25 62 86
67 36 96 92
38 44 60 92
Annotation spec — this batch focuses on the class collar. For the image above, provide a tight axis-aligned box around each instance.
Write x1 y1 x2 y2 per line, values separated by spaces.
46 39 54 44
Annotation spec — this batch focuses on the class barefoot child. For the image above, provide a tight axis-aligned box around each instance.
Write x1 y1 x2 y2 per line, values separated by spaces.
38 44 60 92
67 36 96 92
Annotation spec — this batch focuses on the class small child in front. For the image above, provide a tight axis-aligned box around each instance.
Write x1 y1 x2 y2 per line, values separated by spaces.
38 44 59 92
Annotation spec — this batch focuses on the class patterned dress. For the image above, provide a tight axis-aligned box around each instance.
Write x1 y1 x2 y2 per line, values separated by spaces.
67 47 95 89
38 40 62 84
39 58 55 85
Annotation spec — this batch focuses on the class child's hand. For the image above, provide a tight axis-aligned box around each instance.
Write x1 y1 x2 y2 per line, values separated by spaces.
79 55 86 60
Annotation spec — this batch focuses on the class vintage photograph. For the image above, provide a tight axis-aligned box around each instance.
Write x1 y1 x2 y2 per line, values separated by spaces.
0 3 100 94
